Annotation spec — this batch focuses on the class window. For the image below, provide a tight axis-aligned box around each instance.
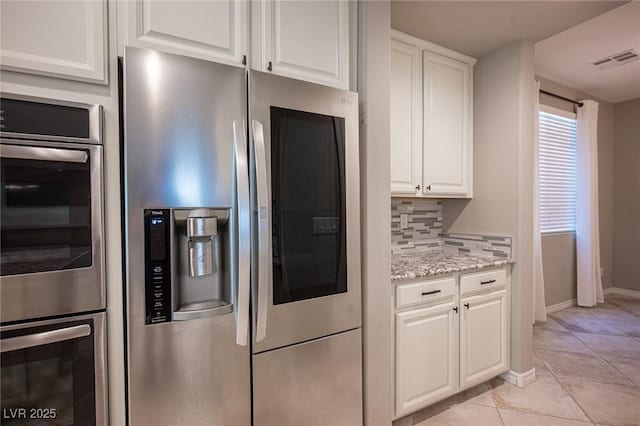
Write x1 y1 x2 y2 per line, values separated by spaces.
538 107 577 233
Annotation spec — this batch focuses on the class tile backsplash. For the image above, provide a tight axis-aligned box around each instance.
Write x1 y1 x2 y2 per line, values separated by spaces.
390 198 512 258
391 199 443 253
442 233 512 258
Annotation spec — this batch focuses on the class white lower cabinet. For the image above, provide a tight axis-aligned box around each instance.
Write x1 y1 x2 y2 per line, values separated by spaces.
460 289 509 389
395 301 458 417
394 267 510 419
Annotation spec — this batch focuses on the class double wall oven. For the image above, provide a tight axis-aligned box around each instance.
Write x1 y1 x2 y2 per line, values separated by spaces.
0 94 107 425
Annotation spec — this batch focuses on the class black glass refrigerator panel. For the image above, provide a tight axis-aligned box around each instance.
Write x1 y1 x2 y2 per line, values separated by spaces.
0 320 96 426
0 152 92 276
271 107 346 305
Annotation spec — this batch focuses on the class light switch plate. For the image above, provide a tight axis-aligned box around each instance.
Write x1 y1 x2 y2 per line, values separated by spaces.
400 213 408 229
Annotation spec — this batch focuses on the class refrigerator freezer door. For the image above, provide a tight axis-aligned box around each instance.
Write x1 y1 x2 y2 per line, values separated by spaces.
249 71 361 354
123 47 250 425
253 328 363 426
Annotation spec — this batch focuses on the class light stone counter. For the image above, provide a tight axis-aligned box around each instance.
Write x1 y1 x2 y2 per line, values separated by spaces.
391 250 512 282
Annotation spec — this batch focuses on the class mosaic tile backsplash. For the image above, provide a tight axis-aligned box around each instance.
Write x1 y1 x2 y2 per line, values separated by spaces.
391 198 512 258
442 233 512 258
391 199 443 253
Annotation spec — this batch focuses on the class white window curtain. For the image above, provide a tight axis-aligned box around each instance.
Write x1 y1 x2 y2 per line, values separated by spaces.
533 80 547 322
576 100 604 307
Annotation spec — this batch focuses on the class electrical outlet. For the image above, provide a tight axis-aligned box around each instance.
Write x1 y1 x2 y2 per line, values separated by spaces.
400 213 408 229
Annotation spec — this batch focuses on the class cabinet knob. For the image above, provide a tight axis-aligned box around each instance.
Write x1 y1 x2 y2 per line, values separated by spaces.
426 184 432 191
267 61 273 71
464 303 470 309
453 306 458 313
415 185 421 191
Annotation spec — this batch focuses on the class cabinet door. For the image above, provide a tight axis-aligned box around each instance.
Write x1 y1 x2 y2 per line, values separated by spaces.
422 51 472 197
0 0 107 84
460 289 509 389
390 39 422 195
395 302 458 417
122 0 247 67
254 0 350 89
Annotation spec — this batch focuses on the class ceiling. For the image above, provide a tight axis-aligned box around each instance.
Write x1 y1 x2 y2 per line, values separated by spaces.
535 2 640 103
391 1 627 58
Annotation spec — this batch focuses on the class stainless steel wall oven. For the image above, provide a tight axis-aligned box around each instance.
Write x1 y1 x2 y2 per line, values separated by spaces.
0 312 107 426
0 94 105 323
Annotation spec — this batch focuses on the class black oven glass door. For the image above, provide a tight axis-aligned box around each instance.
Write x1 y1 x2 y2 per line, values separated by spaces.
1 319 97 426
0 145 92 276
270 107 347 305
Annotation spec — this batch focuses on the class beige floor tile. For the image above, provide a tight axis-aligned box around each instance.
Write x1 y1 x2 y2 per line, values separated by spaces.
447 382 496 407
607 356 640 387
533 351 553 377
407 383 496 425
499 409 593 426
490 376 590 422
587 306 638 322
552 314 629 336
533 329 594 354
413 403 503 426
573 332 640 361
606 297 640 316
551 309 600 326
535 348 634 386
535 317 569 332
559 379 640 425
603 319 640 338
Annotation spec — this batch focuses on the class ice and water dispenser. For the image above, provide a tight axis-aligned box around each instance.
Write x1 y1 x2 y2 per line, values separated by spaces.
144 208 232 324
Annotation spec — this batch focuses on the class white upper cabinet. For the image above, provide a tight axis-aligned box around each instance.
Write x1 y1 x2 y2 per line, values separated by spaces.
390 39 422 194
390 30 475 198
252 0 351 89
422 51 472 196
120 0 248 67
0 0 108 84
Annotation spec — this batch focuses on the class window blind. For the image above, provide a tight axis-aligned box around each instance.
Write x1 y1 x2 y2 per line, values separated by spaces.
538 110 577 233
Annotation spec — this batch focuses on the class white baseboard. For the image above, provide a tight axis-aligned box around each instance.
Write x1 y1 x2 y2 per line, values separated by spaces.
500 368 536 388
546 298 576 314
604 287 640 298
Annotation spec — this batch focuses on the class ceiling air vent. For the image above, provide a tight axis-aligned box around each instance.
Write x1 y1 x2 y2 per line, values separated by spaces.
592 49 639 70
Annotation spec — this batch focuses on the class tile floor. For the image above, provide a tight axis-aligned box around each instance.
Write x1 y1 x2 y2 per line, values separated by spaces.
392 294 640 426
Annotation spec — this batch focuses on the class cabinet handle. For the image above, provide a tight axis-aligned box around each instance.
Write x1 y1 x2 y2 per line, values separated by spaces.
421 289 441 296
453 306 458 313
416 185 421 191
480 279 496 285
464 303 470 309
425 184 432 191
267 61 273 71
242 55 247 66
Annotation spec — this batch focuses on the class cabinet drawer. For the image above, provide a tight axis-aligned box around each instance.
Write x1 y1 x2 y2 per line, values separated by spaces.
460 268 507 296
396 277 456 309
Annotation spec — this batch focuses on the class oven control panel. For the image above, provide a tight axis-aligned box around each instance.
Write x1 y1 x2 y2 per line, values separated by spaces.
144 209 172 325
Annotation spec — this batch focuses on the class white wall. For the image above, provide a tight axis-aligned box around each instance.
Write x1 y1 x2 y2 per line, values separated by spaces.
443 41 535 374
358 1 392 424
0 4 127 424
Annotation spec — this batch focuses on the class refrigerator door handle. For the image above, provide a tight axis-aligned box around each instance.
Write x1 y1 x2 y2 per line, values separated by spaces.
252 119 269 342
233 119 251 346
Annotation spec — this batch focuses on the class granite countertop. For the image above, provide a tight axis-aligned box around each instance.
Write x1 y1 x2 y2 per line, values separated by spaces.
391 250 512 282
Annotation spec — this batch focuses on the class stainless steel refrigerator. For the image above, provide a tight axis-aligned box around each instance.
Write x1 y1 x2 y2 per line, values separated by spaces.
122 47 362 426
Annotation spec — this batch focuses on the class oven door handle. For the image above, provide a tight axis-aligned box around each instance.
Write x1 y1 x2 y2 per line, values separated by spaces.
0 144 88 163
1 324 91 353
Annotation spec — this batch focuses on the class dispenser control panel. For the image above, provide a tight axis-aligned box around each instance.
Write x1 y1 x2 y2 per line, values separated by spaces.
144 209 172 324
